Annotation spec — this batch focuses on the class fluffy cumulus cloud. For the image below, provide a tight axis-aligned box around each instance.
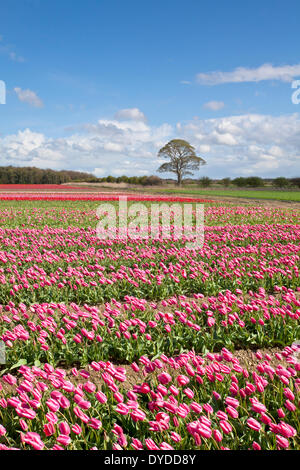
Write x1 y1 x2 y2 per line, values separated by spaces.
197 63 300 85
0 109 299 178
177 113 300 177
0 109 173 176
14 87 44 108
0 129 46 162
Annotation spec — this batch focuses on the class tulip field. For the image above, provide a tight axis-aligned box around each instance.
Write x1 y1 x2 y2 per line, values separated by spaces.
0 193 299 451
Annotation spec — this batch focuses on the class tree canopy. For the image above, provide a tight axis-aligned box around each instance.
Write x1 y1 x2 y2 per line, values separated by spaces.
157 139 206 185
0 166 96 184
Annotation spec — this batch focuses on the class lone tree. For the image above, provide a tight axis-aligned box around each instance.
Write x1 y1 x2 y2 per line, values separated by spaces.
157 139 206 186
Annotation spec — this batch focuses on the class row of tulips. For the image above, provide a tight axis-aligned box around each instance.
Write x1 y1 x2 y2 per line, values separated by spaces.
0 223 298 305
0 185 82 191
0 203 299 229
0 192 212 203
0 199 298 450
0 344 298 450
0 287 299 365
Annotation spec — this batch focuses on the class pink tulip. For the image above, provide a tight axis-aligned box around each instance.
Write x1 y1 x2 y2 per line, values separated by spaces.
219 420 232 435
247 418 261 432
170 432 182 443
19 420 28 432
226 405 239 419
56 434 71 446
277 422 296 438
44 422 55 437
260 413 272 425
213 429 223 442
71 424 82 435
158 372 172 385
88 418 102 430
22 432 45 450
145 438 159 450
160 442 174 450
131 438 143 450
190 402 202 413
284 400 296 412
283 388 295 401
83 381 96 394
252 441 261 450
250 399 267 414
95 391 108 404
276 435 289 449
177 375 190 386
59 422 70 435
225 396 239 408
46 398 60 412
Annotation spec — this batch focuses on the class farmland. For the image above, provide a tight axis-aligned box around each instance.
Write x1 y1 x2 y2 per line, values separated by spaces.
0 191 299 450
139 188 300 202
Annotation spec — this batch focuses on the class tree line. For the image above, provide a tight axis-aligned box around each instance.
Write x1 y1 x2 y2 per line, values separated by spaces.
99 175 300 188
0 167 164 186
0 166 96 184
0 165 298 189
181 175 299 188
97 175 162 185
217 176 300 189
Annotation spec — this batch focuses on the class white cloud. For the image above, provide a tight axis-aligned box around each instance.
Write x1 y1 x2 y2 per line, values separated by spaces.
198 145 211 153
203 101 225 111
14 87 44 108
114 107 146 122
103 142 124 152
0 109 173 176
197 63 300 85
1 129 45 161
178 113 300 177
94 167 106 176
0 111 299 178
212 131 238 146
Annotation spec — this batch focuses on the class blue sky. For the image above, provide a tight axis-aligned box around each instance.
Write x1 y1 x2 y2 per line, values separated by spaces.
0 0 300 178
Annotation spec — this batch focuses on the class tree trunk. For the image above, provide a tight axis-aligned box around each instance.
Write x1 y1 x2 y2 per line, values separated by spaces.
177 172 182 186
